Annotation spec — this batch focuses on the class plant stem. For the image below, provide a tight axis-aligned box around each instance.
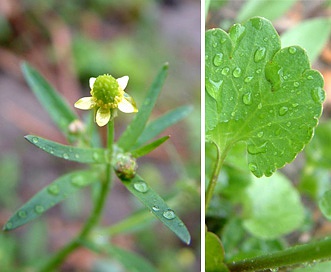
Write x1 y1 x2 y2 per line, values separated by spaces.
39 122 114 272
227 237 331 271
205 143 227 211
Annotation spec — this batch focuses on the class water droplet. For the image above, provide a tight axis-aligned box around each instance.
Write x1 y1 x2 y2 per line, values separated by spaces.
292 103 299 108
18 210 27 218
244 76 253 83
212 42 217 48
133 181 149 193
63 153 69 160
254 47 266 62
286 122 291 127
152 205 160 211
279 106 289 116
294 82 300 87
5 222 13 229
252 17 263 30
71 175 87 187
263 37 268 42
311 87 325 103
221 67 230 75
50 148 54 154
289 47 297 54
163 209 176 220
307 75 313 80
75 154 80 159
247 142 268 155
93 152 100 162
258 103 262 109
256 69 262 74
232 67 242 78
48 184 60 195
221 37 226 44
32 137 39 144
242 92 252 105
257 131 264 138
213 53 223 66
35 205 45 214
248 162 257 172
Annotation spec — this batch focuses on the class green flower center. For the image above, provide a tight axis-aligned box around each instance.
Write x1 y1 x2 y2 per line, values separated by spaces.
90 75 123 109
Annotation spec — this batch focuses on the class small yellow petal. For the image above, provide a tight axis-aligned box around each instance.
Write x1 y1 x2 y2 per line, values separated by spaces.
118 93 138 113
74 97 95 110
116 76 129 90
89 77 96 89
96 108 111 127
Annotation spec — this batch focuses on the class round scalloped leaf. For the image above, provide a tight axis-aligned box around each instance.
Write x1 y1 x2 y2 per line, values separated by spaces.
205 17 325 177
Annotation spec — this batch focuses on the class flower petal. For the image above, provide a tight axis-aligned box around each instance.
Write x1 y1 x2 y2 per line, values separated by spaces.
74 97 95 110
96 108 111 127
116 76 129 90
89 77 96 89
118 93 138 113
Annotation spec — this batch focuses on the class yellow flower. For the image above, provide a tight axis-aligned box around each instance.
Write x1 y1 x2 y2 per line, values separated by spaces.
74 74 138 126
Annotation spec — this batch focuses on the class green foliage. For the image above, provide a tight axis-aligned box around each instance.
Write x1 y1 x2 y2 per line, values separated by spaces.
121 175 191 244
205 231 228 272
206 17 325 177
237 0 297 22
3 170 99 231
281 18 331 63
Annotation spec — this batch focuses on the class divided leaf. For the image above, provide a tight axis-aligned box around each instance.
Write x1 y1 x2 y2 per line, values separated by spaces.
206 17 325 177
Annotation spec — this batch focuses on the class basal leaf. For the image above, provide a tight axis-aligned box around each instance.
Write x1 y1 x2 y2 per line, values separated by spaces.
242 172 304 239
21 63 79 142
206 17 325 177
132 105 192 149
120 175 191 244
3 170 99 231
117 64 168 151
25 135 108 164
206 231 229 272
131 136 170 158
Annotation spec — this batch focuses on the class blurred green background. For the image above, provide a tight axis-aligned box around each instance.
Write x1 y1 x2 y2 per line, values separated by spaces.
0 0 201 271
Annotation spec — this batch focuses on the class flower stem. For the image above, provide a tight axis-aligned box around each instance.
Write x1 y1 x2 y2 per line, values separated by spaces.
227 237 331 271
38 122 114 272
205 143 227 211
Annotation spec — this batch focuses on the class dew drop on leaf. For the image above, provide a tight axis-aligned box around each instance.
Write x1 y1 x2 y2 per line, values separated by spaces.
212 42 217 48
152 205 160 211
257 131 264 138
63 153 69 160
221 67 230 75
258 103 262 109
251 17 263 30
213 53 223 66
311 87 325 103
93 152 100 162
286 122 292 127
254 47 266 62
248 162 257 172
247 142 268 155
289 47 297 54
35 205 45 214
6 222 13 229
162 209 176 220
221 37 227 44
294 82 300 87
244 76 253 83
32 137 39 144
256 69 262 74
307 75 314 80
232 67 242 78
133 181 149 193
279 106 289 116
71 175 86 187
242 92 252 105
48 184 60 195
75 154 80 159
18 210 27 218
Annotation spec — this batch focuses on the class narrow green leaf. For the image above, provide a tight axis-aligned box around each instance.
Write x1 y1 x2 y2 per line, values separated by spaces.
120 175 191 244
117 64 168 151
25 135 108 164
131 136 169 158
3 170 99 231
281 18 331 63
83 241 157 272
21 62 78 141
133 105 193 149
237 0 297 22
